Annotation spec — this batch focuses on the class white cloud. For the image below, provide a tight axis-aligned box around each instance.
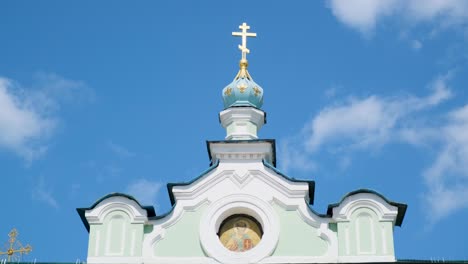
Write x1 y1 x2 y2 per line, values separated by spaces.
304 74 452 152
406 0 468 22
328 0 400 34
0 74 90 161
423 105 468 222
108 141 135 158
411 39 423 50
338 156 352 171
29 72 94 112
32 176 59 209
281 73 468 222
324 86 338 98
279 139 316 173
0 78 55 161
328 0 468 34
305 96 396 151
126 179 162 205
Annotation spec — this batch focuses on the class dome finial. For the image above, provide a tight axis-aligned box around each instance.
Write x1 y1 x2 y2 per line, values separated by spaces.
234 58 252 80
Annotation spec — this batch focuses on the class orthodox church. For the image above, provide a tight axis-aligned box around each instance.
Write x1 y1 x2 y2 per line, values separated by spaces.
77 23 409 264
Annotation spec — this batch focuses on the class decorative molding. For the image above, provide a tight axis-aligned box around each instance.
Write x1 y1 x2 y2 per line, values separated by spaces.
95 230 101 257
104 215 126 256
381 224 387 255
87 256 143 264
143 199 210 257
270 198 338 258
228 171 254 189
338 255 395 263
130 229 136 256
355 213 376 255
141 257 216 264
260 256 338 263
85 196 148 226
170 167 310 213
332 193 399 223
214 153 265 160
345 225 350 255
208 141 274 165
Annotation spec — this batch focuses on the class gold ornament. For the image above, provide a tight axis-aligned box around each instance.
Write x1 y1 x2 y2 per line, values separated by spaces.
0 228 32 262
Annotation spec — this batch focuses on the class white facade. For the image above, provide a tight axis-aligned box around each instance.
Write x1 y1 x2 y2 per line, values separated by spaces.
78 136 406 264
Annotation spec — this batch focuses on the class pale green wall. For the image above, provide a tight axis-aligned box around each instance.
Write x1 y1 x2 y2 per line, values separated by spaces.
152 204 208 257
272 204 328 256
152 204 330 257
88 210 144 257
337 208 394 256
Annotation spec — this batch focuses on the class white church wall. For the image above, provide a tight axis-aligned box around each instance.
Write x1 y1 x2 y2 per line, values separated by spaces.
81 166 403 264
332 193 398 262
88 211 144 258
84 196 148 263
140 160 340 263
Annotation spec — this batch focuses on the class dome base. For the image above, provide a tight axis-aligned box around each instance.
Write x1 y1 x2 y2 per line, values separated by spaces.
219 107 265 140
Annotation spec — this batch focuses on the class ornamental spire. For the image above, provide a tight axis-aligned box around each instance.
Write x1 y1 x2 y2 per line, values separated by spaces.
220 23 265 140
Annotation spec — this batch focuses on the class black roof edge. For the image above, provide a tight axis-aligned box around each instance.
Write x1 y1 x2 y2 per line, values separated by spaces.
326 188 408 227
167 160 220 206
262 160 315 205
206 139 276 167
76 192 156 232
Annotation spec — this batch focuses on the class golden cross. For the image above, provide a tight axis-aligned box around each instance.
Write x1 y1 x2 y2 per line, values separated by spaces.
0 228 32 262
232 22 257 61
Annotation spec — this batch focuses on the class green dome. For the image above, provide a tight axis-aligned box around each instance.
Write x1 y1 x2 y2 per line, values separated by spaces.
222 60 264 109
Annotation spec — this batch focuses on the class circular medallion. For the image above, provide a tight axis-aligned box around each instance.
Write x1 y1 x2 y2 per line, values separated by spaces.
219 215 262 252
199 194 279 264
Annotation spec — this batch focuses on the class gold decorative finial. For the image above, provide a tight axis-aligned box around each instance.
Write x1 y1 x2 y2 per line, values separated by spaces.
232 22 257 62
0 228 32 262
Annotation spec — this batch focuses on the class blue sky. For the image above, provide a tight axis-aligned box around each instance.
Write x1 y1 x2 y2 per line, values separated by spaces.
1 0 468 262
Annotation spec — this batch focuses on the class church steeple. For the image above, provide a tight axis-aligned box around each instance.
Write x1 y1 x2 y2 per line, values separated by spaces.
220 22 266 140
222 22 264 109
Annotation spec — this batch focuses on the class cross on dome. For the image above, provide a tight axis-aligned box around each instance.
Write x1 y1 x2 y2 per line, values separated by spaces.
232 22 257 61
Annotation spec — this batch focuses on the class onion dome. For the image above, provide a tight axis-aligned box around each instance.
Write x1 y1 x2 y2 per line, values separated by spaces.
222 59 264 109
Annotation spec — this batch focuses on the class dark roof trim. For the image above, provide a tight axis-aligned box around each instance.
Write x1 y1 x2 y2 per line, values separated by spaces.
76 193 156 232
167 159 220 206
327 189 407 227
262 160 315 205
206 139 276 167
